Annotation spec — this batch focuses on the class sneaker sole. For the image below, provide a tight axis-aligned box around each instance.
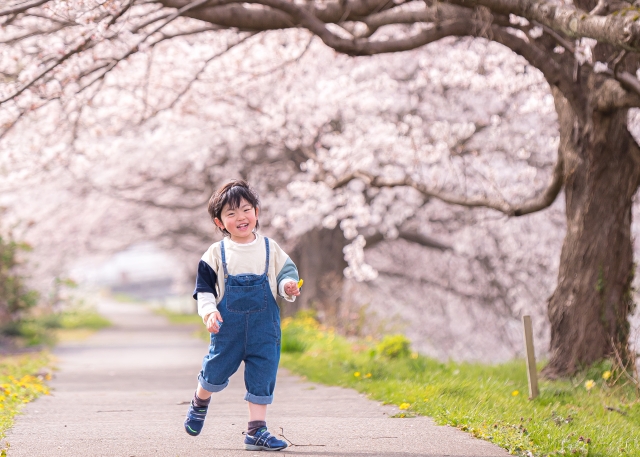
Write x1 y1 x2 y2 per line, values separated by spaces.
245 444 287 451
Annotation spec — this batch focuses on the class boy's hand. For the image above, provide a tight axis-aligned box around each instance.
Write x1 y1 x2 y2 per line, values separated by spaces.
284 281 301 297
205 310 224 334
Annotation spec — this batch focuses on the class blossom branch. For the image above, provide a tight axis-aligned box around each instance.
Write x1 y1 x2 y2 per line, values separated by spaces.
0 36 92 104
140 31 257 123
0 0 49 17
76 0 215 94
333 149 564 217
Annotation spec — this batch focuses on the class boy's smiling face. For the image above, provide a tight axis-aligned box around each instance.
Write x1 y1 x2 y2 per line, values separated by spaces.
214 197 259 243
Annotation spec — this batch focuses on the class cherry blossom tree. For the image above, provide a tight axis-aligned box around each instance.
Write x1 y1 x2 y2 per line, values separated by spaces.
3 0 640 376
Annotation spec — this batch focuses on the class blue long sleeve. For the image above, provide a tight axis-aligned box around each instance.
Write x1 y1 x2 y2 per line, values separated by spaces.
193 260 218 300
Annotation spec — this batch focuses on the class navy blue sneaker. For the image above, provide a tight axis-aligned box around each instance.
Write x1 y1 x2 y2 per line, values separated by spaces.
184 401 208 436
244 427 288 451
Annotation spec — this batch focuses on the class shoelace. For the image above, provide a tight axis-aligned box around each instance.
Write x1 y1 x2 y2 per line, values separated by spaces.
254 430 273 447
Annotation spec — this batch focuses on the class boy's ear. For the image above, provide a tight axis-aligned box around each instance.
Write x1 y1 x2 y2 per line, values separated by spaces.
255 207 259 218
213 218 225 230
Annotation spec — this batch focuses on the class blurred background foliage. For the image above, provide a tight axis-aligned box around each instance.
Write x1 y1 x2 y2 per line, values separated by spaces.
0 234 109 348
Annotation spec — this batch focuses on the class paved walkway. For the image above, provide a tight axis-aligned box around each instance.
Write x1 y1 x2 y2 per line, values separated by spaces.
5 300 509 457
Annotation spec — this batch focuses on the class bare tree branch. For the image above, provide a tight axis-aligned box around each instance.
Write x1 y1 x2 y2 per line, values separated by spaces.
451 0 640 52
595 75 640 111
533 20 640 105
130 11 173 33
365 229 453 250
159 0 396 29
589 0 609 16
4 0 640 115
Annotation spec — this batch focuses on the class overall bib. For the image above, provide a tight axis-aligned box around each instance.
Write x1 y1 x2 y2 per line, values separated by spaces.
198 237 282 405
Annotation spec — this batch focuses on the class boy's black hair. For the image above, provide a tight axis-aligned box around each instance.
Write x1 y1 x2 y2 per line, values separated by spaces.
208 180 260 235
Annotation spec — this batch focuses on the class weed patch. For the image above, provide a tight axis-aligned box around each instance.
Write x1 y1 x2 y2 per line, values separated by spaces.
0 352 51 453
280 314 640 457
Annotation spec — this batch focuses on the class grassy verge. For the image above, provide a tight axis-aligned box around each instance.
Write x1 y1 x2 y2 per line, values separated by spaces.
2 308 111 347
279 313 640 457
0 352 51 455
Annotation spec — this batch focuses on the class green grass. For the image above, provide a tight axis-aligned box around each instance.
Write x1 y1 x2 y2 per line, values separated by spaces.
2 308 111 346
0 352 51 454
279 314 640 457
110 293 142 303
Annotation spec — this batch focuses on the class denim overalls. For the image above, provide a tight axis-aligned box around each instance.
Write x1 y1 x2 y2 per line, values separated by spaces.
198 237 281 405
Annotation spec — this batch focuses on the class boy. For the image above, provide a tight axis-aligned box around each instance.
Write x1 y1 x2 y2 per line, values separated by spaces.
184 179 300 452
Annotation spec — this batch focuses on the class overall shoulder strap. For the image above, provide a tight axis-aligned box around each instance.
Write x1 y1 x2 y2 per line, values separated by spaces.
263 237 270 275
220 239 229 278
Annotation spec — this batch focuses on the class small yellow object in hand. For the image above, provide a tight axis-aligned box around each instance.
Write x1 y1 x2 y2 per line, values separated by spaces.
297 279 304 289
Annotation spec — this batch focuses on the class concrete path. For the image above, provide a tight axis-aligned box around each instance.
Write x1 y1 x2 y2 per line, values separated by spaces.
4 300 510 457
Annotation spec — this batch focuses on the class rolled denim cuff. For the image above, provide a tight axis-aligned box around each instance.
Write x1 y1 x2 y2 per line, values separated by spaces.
198 374 229 393
244 392 273 405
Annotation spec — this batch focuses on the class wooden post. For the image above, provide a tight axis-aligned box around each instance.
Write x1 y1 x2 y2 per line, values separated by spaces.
522 315 539 400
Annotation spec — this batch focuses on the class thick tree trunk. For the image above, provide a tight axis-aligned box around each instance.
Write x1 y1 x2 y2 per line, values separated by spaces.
543 87 640 378
287 226 348 319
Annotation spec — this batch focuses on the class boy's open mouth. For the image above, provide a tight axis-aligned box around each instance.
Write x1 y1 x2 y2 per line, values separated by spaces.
237 223 249 229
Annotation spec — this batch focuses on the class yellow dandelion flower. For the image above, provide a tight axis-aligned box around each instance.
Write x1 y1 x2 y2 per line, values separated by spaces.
399 403 411 410
364 373 372 378
602 371 612 380
511 390 519 396
585 380 596 390
410 352 418 359
354 372 361 377
424 398 429 402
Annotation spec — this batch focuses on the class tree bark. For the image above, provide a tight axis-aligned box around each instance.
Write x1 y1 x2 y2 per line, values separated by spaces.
542 82 640 378
287 226 348 319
